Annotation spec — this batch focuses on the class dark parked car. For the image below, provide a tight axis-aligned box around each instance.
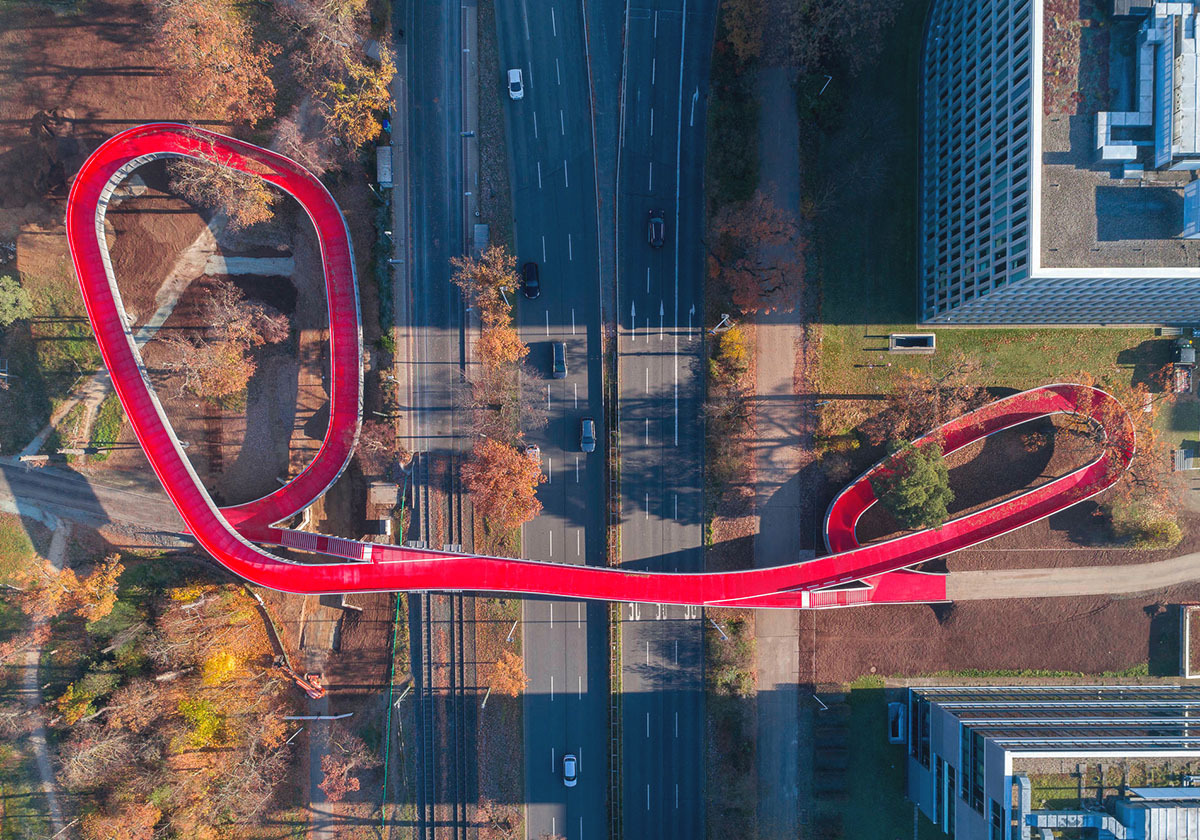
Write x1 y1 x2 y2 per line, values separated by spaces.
522 262 541 299
552 341 567 379
647 210 666 248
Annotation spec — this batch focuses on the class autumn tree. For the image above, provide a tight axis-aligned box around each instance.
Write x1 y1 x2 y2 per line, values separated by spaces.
463 438 545 531
785 0 905 75
708 191 805 313
722 0 764 62
492 650 529 696
869 442 954 531
14 554 123 623
319 723 380 802
452 245 520 326
58 723 136 789
273 108 337 177
81 803 161 840
319 52 396 147
477 322 530 370
0 274 31 328
168 148 279 230
861 350 990 447
357 419 409 477
153 0 280 123
273 0 367 77
157 277 288 401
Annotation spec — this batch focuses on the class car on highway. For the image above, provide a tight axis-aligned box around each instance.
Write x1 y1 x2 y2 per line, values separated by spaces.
563 753 578 787
580 418 596 453
552 341 567 379
522 261 540 299
647 209 665 248
507 68 524 100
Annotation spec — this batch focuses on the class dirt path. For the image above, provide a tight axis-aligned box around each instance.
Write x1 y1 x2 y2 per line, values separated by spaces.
22 518 69 837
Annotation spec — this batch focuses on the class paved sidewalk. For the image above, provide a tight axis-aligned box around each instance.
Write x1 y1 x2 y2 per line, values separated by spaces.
752 65 807 840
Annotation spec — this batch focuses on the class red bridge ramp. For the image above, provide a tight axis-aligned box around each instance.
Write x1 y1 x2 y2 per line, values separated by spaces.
66 125 1136 608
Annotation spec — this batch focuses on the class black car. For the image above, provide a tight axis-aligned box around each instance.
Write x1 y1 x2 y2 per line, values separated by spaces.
647 210 666 248
522 261 541 299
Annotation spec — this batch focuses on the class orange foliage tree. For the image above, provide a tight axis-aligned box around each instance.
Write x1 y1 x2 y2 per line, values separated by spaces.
463 438 545 531
318 53 397 148
707 191 805 313
81 803 161 840
14 554 123 623
860 350 990 447
153 0 280 123
452 245 520 326
492 650 529 696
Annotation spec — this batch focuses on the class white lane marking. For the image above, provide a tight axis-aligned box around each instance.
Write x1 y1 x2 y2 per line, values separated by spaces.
560 109 565 135
650 107 654 137
659 299 664 341
646 266 650 293
645 712 650 737
630 300 636 340
645 492 649 520
550 6 557 35
556 57 561 85
648 160 653 192
521 0 531 39
550 674 555 700
654 9 658 36
568 233 573 260
571 308 576 335
580 818 584 840
652 57 656 85
673 0 689 448
573 382 578 407
646 640 650 665
541 235 547 262
644 417 649 445
577 602 582 627
578 675 583 698
545 312 550 336
549 528 553 555
533 110 539 138
537 160 542 189
550 603 554 628
675 711 678 738
563 159 569 188
576 529 581 556
552 746 555 770
547 456 553 484
575 456 580 483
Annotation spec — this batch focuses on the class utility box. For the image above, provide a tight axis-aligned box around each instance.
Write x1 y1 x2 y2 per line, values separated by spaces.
375 145 393 188
888 333 936 354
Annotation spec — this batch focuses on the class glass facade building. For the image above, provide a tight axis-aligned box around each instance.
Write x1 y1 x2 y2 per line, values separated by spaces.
918 0 1200 324
908 685 1200 839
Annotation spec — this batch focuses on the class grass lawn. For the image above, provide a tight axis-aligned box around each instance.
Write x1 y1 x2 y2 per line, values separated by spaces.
825 681 943 840
808 0 1162 422
0 240 101 455
0 512 47 584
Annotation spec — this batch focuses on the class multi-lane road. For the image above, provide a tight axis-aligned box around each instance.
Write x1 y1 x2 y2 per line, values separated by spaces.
494 1 609 837
616 1 715 838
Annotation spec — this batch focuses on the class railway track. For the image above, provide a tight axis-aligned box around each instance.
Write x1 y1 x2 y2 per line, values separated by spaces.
413 449 474 840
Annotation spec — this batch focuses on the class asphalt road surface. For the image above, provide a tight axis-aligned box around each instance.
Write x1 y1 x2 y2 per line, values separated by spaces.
494 1 609 837
615 0 716 837
405 0 466 471
0 460 185 537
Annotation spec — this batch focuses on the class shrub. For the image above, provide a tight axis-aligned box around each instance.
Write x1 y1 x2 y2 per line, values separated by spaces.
177 698 223 748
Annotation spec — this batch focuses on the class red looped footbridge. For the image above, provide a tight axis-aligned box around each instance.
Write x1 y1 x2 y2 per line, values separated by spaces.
65 125 1137 608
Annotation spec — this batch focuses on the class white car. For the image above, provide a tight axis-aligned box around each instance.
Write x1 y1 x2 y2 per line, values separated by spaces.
563 753 578 787
507 68 524 100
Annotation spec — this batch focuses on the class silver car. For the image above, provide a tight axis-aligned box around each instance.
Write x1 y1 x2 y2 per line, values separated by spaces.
507 68 524 100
